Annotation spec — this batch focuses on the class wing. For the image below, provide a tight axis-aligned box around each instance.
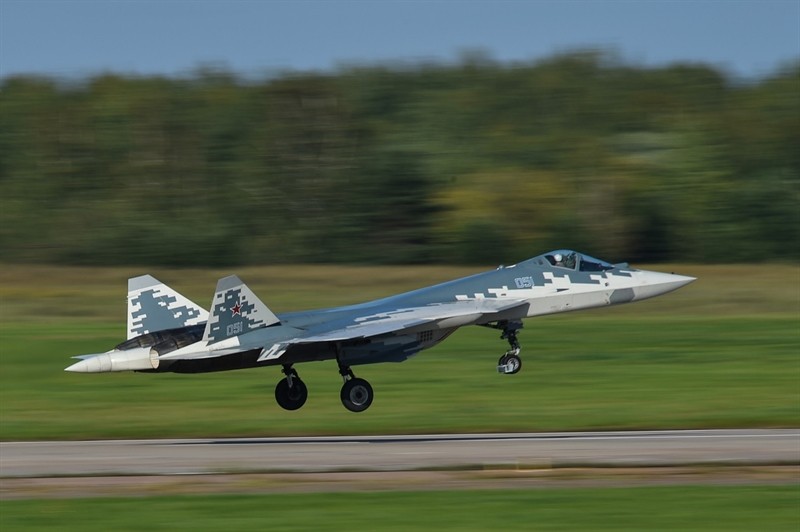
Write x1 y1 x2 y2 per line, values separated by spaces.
257 298 528 362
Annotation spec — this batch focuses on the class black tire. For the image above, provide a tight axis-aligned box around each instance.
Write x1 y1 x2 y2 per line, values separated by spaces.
499 353 522 374
275 377 308 411
340 377 374 413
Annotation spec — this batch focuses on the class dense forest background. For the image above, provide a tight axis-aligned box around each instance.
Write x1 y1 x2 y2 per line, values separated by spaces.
1 51 797 266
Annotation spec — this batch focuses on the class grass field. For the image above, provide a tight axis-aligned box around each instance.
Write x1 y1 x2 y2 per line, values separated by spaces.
2 486 799 531
0 264 798 440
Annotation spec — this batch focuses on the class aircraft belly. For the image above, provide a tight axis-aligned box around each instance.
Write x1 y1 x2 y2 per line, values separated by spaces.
338 334 417 365
418 327 457 348
156 349 263 373
278 343 338 364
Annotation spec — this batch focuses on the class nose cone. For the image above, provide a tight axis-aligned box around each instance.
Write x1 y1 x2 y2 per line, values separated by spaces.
64 355 104 373
65 347 157 373
634 271 696 301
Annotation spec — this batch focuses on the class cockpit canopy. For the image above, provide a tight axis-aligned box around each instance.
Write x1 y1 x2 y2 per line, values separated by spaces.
533 250 616 272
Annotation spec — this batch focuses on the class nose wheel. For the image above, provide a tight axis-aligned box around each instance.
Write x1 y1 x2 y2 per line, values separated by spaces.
498 350 522 374
486 320 524 375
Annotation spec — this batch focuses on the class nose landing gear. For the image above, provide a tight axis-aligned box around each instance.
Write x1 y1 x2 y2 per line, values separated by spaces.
487 320 524 375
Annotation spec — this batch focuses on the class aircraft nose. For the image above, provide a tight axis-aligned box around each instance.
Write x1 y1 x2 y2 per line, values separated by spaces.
634 271 696 301
64 356 103 373
64 348 157 372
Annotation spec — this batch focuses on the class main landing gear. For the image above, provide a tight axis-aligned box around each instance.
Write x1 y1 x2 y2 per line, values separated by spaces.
273 363 375 413
486 320 523 375
339 364 374 413
274 365 308 411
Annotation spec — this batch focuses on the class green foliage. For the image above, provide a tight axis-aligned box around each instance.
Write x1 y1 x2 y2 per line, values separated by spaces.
1 54 798 265
3 487 799 531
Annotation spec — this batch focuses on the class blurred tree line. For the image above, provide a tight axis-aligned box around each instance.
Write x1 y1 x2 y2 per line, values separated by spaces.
1 51 797 266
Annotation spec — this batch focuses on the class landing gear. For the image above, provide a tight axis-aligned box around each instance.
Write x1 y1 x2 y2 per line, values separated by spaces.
487 320 524 375
338 365 374 412
273 358 375 413
274 365 308 411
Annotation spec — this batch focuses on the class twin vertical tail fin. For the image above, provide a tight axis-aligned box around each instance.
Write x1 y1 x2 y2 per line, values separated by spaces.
127 275 209 340
202 275 280 344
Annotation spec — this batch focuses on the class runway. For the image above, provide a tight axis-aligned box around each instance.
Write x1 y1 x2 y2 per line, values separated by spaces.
2 429 798 478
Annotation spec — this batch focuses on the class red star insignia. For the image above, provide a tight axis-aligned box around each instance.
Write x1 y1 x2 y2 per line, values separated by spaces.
230 301 242 316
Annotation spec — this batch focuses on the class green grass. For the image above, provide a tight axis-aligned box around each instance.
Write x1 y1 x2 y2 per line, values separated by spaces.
2 486 799 531
0 264 798 440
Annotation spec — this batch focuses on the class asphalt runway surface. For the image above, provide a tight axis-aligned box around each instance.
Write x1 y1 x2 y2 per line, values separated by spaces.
2 429 798 477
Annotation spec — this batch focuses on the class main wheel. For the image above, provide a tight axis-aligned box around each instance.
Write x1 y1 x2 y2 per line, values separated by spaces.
275 377 308 411
498 353 522 374
340 377 373 412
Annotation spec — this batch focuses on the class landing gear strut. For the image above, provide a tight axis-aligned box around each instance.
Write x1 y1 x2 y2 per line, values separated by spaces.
274 365 308 410
486 320 523 375
338 364 374 413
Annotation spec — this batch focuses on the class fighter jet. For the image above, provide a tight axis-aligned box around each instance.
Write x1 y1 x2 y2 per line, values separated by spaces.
65 250 694 412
